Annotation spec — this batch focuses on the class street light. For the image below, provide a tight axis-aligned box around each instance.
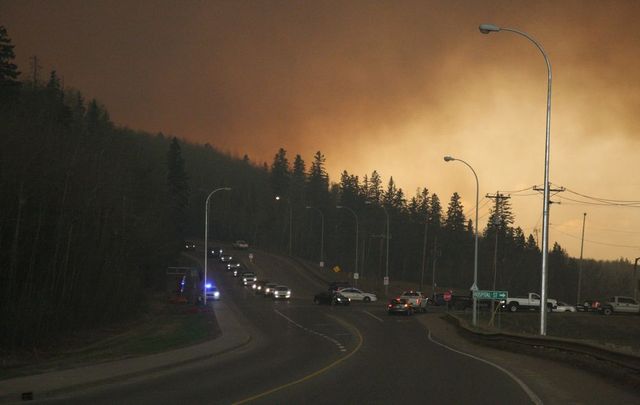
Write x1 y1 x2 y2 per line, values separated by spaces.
634 257 640 301
337 205 359 286
204 187 231 304
480 23 553 336
366 201 390 296
275 195 292 256
305 206 325 266
444 155 479 327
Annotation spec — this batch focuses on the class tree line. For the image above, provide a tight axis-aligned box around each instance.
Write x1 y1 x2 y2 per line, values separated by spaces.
0 26 635 350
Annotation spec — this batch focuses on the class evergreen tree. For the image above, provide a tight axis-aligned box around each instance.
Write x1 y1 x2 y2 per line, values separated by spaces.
290 154 306 204
270 148 290 197
429 193 442 230
0 26 20 88
307 151 329 206
444 192 466 232
368 170 382 203
166 137 189 239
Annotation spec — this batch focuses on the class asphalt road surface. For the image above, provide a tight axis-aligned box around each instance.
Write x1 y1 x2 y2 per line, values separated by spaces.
38 249 638 404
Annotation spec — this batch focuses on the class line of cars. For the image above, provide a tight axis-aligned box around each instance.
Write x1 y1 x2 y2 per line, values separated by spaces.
209 245 292 300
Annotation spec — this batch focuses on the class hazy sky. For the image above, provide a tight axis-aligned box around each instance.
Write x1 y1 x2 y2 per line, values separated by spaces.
3 0 640 261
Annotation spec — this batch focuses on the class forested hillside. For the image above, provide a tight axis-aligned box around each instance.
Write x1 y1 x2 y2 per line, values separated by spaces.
1 26 635 350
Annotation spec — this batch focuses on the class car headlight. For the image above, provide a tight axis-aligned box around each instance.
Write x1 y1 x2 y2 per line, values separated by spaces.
213 291 220 298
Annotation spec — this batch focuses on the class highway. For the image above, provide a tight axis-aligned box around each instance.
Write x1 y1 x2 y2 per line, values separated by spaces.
39 248 638 404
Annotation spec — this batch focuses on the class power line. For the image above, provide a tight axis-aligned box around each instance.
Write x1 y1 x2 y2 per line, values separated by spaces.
550 226 640 249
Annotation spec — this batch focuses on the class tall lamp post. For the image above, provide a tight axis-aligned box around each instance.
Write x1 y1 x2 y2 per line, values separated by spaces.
366 201 390 296
337 205 359 286
275 196 292 256
634 257 640 301
305 206 325 266
204 187 231 304
444 155 479 327
479 23 553 335
577 213 587 304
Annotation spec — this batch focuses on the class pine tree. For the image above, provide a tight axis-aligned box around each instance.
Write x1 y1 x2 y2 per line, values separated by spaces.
307 151 329 206
270 148 290 197
444 192 466 233
0 26 20 88
166 138 189 239
368 170 382 203
290 154 306 204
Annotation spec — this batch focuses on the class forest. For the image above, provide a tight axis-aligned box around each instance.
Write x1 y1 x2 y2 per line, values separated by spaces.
1 26 636 350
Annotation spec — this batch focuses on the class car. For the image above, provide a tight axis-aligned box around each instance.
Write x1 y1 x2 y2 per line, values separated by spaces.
399 291 428 313
577 299 601 312
598 296 640 315
388 298 414 315
184 241 196 251
273 285 291 299
337 287 377 302
241 272 257 286
264 283 280 297
233 240 249 249
553 301 577 312
313 291 350 305
208 247 223 258
227 261 241 271
232 267 243 277
220 254 233 263
252 280 269 294
204 283 220 301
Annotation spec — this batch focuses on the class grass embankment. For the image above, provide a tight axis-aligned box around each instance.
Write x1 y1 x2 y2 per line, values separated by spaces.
453 310 640 355
1 295 220 380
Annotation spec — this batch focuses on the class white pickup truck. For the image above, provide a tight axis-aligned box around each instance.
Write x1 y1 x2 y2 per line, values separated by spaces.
504 292 557 312
598 296 640 315
399 291 428 313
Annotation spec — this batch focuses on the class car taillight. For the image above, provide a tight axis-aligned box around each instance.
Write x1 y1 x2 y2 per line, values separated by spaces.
388 304 392 308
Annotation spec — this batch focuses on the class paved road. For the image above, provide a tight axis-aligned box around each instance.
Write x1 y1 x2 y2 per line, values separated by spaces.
38 250 531 404
33 248 640 404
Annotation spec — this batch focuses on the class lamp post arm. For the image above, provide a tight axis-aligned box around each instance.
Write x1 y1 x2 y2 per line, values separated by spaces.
203 187 231 304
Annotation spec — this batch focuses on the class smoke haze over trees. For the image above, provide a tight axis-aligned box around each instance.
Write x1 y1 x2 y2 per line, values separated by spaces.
0 26 635 350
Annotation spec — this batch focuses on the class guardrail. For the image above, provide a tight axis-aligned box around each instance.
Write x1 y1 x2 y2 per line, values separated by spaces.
444 313 640 386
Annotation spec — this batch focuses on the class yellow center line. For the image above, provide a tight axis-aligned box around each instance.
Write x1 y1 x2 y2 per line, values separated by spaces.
231 314 363 405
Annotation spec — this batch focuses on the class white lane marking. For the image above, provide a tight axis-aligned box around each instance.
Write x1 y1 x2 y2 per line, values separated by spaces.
363 310 384 323
427 330 543 405
275 309 347 352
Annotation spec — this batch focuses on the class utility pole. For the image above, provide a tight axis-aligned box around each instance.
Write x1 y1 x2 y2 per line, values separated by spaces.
29 56 41 85
577 213 587 304
420 216 428 291
431 236 440 300
486 191 510 313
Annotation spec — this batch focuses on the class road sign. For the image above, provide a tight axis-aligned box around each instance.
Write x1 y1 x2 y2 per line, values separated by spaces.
443 291 452 302
383 276 389 286
473 290 508 300
353 272 359 280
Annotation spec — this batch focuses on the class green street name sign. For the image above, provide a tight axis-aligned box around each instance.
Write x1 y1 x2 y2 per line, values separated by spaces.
473 290 508 300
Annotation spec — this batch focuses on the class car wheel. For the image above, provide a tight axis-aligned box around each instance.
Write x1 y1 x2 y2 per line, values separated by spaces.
603 307 613 316
363 296 371 302
508 303 518 312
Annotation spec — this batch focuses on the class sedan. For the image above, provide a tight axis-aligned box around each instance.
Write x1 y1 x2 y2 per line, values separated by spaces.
204 283 220 301
338 288 377 302
553 301 577 313
264 283 280 297
313 291 350 305
184 241 196 251
227 261 241 271
252 280 269 294
220 254 233 263
273 285 291 300
208 247 223 258
388 298 413 315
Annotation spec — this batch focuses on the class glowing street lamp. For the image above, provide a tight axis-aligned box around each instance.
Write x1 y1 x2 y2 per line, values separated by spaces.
444 155 479 327
204 187 231 304
479 23 553 335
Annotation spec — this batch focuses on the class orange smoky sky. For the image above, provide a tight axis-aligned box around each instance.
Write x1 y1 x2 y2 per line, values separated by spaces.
3 0 640 261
